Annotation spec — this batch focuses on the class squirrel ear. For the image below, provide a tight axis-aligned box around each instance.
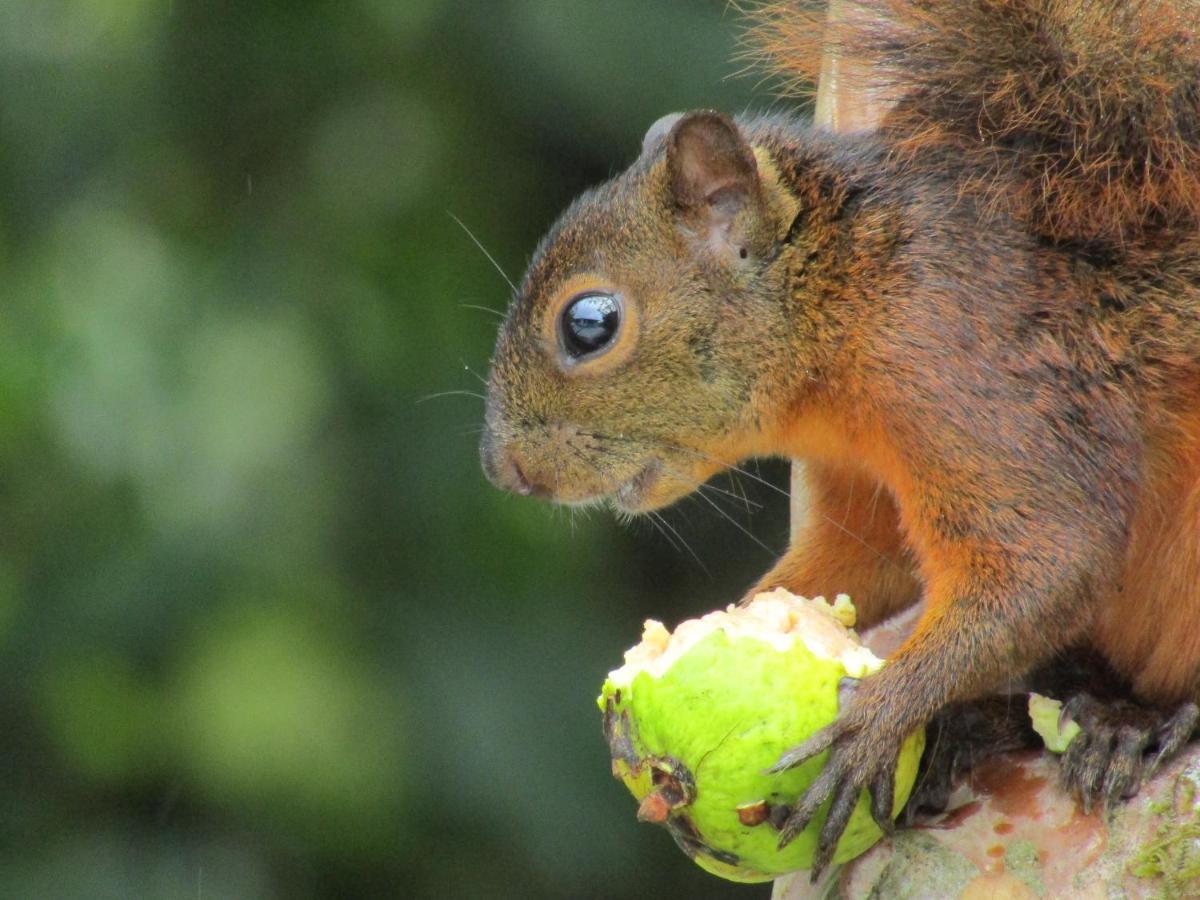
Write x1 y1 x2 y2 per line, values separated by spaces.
643 112 684 155
665 111 758 217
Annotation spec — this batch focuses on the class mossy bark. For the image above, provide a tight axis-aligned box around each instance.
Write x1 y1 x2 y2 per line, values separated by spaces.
773 747 1200 899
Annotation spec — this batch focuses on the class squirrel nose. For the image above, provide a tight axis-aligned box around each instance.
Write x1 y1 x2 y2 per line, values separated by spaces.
496 452 536 496
480 433 542 497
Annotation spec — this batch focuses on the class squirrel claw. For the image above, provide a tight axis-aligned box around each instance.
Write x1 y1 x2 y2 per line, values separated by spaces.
870 764 896 834
774 714 903 882
768 720 843 774
777 760 838 848
810 775 862 880
1148 701 1199 778
1059 693 1200 810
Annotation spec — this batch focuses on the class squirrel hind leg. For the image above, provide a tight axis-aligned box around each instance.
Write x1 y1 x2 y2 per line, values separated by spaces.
906 656 1200 823
901 695 1041 824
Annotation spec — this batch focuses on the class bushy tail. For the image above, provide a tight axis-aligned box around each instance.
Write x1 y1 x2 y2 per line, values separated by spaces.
743 0 1200 247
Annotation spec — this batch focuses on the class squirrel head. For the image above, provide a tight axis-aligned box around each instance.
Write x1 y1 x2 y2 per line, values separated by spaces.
481 111 802 513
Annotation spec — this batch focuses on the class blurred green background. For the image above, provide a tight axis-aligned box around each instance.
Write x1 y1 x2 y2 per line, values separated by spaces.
0 1 799 896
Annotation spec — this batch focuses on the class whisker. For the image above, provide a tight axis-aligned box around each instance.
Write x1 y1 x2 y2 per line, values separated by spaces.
692 486 777 558
448 212 517 293
614 432 792 501
650 438 792 501
416 389 486 404
644 510 682 553
719 461 791 501
650 510 712 577
459 359 489 387
556 443 706 575
571 426 910 576
697 477 763 511
584 428 910 573
719 469 754 517
460 303 506 320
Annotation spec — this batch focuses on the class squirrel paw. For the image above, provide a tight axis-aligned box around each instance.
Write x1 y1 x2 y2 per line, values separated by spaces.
769 696 901 882
1058 692 1200 813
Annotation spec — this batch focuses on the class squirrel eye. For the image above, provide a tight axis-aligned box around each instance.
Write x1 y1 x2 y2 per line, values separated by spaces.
560 292 620 358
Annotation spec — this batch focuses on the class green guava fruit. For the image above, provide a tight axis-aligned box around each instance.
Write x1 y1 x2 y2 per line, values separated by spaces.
1028 692 1082 753
598 589 925 882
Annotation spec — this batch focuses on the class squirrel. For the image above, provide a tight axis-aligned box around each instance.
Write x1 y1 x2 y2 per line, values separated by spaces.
479 0 1200 877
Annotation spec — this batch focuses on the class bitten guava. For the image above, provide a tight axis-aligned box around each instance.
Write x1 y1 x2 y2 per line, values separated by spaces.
598 588 925 882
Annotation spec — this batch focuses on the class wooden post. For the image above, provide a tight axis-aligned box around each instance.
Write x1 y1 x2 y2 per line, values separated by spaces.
812 1 888 133
780 17 889 895
790 0 886 538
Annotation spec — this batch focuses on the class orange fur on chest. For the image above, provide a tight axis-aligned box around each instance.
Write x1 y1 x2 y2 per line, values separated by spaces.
773 395 1200 704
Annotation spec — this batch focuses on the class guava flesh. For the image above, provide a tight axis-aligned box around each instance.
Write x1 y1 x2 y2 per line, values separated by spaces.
1028 692 1082 753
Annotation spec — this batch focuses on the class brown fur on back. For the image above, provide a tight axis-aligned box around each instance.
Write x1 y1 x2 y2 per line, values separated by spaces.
742 0 1200 248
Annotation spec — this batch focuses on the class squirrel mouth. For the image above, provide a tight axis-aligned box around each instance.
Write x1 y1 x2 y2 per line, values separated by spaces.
613 459 663 510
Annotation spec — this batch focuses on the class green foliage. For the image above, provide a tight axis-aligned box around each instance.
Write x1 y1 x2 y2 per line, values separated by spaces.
0 0 792 896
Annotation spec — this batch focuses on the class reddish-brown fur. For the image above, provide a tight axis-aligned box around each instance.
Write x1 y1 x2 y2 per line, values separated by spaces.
732 0 1200 714
752 461 921 630
743 0 1200 246
1097 407 1200 701
481 0 1200 864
